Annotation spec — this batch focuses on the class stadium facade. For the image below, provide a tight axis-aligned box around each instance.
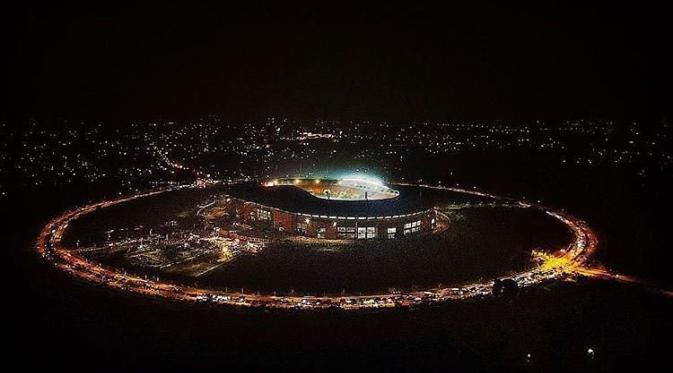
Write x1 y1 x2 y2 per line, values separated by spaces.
220 178 436 240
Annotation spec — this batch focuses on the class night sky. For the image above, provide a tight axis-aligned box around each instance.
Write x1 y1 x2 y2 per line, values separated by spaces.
3 2 671 121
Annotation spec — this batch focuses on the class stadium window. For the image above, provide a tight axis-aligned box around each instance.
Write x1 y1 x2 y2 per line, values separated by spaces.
256 208 271 220
358 226 377 239
296 222 307 235
367 226 376 238
337 226 356 239
404 220 421 235
317 227 326 239
387 227 396 239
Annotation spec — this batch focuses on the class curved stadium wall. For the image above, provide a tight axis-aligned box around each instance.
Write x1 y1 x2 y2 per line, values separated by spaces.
220 180 436 240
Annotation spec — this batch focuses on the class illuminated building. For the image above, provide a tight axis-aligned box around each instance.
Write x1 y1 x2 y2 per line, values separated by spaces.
221 178 436 240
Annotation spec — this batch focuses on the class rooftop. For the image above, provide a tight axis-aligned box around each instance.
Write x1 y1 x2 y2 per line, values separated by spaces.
225 181 431 218
267 178 400 201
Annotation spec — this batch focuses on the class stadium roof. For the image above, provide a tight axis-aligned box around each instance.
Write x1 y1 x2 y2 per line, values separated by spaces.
225 182 433 217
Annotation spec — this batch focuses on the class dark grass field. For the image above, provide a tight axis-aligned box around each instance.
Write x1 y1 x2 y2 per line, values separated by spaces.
206 207 569 294
58 185 570 295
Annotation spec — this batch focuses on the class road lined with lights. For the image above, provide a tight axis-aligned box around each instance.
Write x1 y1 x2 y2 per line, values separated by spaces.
37 180 611 310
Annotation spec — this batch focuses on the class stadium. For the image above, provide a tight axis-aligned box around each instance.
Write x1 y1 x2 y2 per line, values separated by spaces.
36 177 599 310
217 177 438 240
